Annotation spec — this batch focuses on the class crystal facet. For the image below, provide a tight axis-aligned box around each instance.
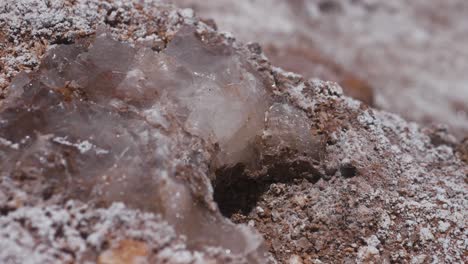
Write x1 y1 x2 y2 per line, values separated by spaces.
0 27 272 260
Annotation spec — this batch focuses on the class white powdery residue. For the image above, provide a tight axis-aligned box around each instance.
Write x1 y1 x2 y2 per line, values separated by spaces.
272 66 302 79
25 208 75 248
52 136 74 147
76 140 93 154
95 148 110 155
9 54 39 69
403 199 438 213
179 8 194 19
334 129 371 163
357 235 380 262
0 205 87 262
0 200 186 263
191 252 207 264
324 81 344 97
86 202 127 248
165 9 185 35
0 235 56 264
419 227 435 242
64 228 87 253
0 0 189 90
401 153 414 164
379 212 392 229
366 235 381 248
288 255 303 264
85 202 176 250
435 190 450 205
157 247 195 264
357 110 375 126
424 145 455 163
390 145 401 154
143 107 170 129
219 31 235 43
369 109 436 161
343 96 362 110
136 34 161 42
0 136 19 149
410 255 428 264
438 221 451 233
52 136 108 155
287 82 316 112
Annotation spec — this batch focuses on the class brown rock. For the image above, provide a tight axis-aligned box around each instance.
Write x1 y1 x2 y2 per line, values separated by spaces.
98 239 149 264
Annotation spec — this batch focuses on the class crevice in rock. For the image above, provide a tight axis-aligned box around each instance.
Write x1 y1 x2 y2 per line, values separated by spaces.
0 206 14 216
213 164 267 217
340 163 358 178
51 36 74 45
213 160 322 218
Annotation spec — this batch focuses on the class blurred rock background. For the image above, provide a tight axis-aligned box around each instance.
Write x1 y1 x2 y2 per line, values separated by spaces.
169 0 468 139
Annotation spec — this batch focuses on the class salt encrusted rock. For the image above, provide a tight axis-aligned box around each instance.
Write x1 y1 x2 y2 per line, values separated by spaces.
171 0 468 138
0 26 269 262
98 239 150 264
0 0 467 264
0 201 252 263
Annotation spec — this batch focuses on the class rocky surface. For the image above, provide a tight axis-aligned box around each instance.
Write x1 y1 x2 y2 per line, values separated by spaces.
0 202 227 263
0 0 467 263
170 0 468 139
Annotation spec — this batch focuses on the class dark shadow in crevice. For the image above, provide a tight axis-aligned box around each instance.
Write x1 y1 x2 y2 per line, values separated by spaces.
0 206 13 216
213 164 266 217
340 163 358 178
213 160 322 218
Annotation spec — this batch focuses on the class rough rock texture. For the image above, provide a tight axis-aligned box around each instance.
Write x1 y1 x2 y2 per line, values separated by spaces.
0 10 267 264
0 0 467 264
170 0 468 139
0 201 227 263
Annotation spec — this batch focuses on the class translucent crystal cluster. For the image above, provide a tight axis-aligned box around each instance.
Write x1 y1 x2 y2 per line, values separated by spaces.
263 103 318 156
0 26 269 260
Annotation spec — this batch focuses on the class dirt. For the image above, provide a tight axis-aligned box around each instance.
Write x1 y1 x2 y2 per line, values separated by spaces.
0 0 467 263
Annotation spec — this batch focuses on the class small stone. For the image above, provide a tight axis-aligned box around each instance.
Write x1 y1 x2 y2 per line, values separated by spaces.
410 254 427 264
438 221 450 233
256 206 265 216
98 239 149 264
271 210 281 222
296 237 311 250
419 227 435 242
292 195 308 208
287 254 303 264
